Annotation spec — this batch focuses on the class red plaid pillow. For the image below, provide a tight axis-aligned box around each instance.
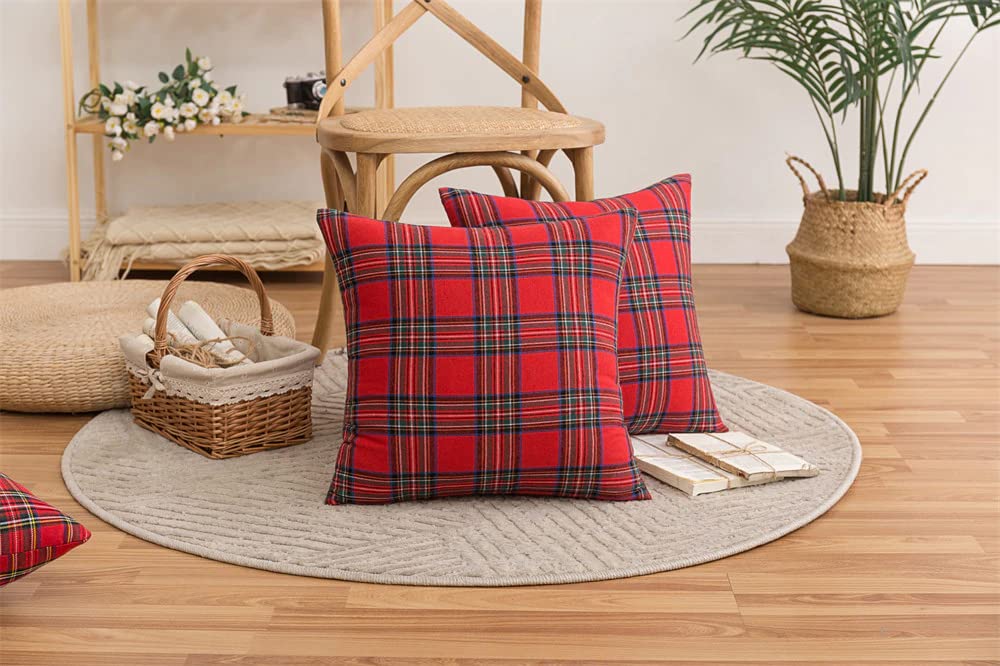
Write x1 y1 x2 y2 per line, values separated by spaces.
439 175 726 434
1 473 91 585
317 209 650 504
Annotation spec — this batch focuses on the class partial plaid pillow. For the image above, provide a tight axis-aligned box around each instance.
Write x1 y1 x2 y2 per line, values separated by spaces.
439 175 726 434
317 208 650 504
1 473 91 585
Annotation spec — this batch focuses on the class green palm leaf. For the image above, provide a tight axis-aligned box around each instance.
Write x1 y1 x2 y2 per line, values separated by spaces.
684 0 999 200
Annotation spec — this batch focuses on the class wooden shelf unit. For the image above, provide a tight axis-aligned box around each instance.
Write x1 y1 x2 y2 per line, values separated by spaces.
58 0 394 281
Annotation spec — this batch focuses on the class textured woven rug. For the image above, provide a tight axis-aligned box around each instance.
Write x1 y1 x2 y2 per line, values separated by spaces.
62 351 861 586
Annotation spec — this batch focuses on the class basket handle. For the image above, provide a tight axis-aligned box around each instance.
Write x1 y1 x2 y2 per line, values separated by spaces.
149 254 273 368
786 155 829 200
886 169 928 207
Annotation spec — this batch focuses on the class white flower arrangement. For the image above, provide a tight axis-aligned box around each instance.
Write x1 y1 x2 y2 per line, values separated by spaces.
79 49 248 162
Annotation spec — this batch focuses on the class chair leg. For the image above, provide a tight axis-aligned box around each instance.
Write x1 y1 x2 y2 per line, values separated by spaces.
312 253 340 362
522 149 557 201
311 150 345 362
375 157 394 218
356 153 380 219
569 146 595 200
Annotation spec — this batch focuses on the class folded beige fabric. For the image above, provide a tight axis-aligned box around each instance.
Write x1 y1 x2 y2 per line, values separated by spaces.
80 201 325 281
105 201 322 244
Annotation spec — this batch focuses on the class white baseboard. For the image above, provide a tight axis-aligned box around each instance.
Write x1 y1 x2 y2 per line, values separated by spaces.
1 209 97 261
1 208 996 265
689 219 1000 264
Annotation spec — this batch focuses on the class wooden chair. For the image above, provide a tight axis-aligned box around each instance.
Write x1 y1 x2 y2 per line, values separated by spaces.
311 0 605 357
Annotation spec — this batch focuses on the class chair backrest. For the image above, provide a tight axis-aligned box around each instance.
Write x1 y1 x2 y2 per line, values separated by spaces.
317 0 565 122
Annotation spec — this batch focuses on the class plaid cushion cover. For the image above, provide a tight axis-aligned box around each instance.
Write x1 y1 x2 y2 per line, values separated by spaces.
317 208 650 504
439 175 726 434
1 473 91 585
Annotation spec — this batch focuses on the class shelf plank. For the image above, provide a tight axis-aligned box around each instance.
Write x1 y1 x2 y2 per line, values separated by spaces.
126 259 325 273
74 107 367 138
74 114 315 137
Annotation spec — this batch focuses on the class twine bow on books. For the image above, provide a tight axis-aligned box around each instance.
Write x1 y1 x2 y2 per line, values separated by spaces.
704 438 779 481
700 433 813 481
636 431 820 497
639 439 748 490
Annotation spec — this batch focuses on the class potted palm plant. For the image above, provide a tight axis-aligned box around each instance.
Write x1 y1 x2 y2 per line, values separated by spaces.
685 0 998 317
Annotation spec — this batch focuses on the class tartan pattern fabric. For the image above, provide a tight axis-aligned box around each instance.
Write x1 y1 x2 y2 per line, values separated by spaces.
317 208 650 504
1 473 91 585
439 174 727 434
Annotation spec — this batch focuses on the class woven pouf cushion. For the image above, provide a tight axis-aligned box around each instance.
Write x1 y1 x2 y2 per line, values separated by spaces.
62 352 861 586
0 280 296 413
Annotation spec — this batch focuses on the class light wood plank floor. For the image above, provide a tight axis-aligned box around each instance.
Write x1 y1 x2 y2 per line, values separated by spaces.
1 262 998 664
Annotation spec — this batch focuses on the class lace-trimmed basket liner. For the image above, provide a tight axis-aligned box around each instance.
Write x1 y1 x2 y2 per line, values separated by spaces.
119 255 320 459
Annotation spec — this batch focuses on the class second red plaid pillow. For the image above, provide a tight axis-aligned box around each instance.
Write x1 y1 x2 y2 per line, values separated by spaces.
439 175 726 434
318 209 650 504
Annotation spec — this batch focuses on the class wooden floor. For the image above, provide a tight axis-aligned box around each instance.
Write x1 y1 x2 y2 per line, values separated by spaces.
1 262 998 664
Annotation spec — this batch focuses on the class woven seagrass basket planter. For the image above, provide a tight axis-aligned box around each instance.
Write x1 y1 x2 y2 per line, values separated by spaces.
121 255 320 459
785 156 927 319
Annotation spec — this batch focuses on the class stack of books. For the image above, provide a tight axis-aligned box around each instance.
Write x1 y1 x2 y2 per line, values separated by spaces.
630 432 818 496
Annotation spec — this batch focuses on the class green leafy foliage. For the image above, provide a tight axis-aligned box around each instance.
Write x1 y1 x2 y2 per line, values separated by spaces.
684 0 1000 200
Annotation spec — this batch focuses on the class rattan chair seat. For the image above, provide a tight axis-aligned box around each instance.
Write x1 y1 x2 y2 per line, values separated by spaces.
318 106 604 153
0 280 296 413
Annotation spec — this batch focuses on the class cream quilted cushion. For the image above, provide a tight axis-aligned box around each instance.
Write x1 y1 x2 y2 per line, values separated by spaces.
105 201 323 244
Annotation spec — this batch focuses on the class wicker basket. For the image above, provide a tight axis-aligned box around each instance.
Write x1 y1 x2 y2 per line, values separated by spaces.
121 255 320 459
784 156 927 318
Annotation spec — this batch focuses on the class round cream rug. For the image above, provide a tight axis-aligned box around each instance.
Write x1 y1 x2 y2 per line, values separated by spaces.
62 351 861 586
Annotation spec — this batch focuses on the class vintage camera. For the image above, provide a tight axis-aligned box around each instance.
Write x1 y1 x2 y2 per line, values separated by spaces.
283 72 328 110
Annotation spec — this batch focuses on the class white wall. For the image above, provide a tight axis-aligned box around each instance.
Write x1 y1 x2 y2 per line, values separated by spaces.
2 0 998 263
